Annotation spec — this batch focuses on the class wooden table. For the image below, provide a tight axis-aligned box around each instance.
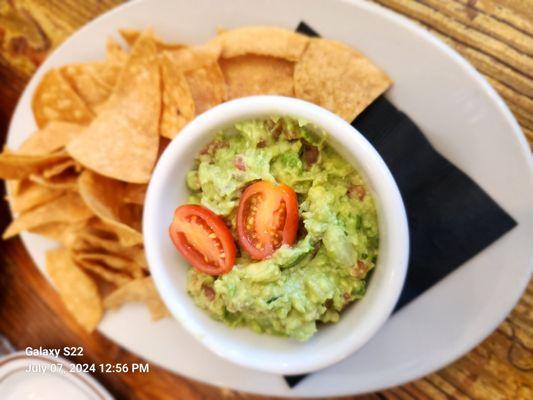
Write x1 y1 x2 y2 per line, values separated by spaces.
0 1 531 399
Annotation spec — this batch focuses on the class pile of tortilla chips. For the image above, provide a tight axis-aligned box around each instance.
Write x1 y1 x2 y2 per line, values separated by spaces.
0 26 391 332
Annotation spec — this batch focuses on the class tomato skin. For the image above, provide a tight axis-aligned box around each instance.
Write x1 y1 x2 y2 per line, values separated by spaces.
169 205 236 275
236 180 299 260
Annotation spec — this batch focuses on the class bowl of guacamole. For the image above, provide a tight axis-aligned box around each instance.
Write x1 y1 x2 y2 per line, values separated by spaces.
144 96 409 375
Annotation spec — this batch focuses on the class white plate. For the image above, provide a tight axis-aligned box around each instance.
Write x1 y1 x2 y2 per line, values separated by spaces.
0 352 113 399
5 0 533 397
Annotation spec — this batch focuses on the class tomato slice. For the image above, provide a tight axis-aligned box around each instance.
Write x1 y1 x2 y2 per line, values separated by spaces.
169 205 236 275
237 180 299 260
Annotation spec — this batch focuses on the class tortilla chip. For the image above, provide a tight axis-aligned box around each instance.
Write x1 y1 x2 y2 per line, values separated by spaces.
167 43 221 71
30 220 88 247
75 252 143 277
67 29 161 183
0 151 70 180
123 183 147 205
294 38 392 122
3 191 93 239
96 63 123 89
119 28 185 51
71 226 147 269
76 259 133 286
185 63 226 115
220 55 294 99
77 170 143 246
27 158 80 190
29 170 78 190
46 248 102 332
18 122 84 156
7 180 65 213
32 69 94 128
106 37 128 64
212 26 309 61
160 53 195 139
104 277 169 320
60 63 113 112
41 159 80 179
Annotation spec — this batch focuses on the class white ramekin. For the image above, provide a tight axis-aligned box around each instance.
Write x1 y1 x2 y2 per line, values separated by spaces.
144 96 409 375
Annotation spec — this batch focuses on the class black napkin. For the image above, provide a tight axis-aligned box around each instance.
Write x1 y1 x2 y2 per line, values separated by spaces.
284 22 517 388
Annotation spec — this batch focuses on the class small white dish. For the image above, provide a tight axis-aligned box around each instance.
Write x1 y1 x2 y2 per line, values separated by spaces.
0 352 113 400
143 96 409 375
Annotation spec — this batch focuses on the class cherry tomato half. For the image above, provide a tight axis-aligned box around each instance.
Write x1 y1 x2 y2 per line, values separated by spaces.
236 180 299 260
169 205 236 275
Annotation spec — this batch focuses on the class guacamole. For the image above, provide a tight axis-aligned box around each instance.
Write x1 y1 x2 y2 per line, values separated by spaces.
185 117 379 341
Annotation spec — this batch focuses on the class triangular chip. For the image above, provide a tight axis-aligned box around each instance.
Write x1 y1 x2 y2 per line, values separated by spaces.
160 53 195 139
7 180 65 213
46 248 102 332
18 122 85 156
77 170 143 246
3 191 93 239
29 170 78 190
76 259 133 287
104 277 169 320
123 183 147 205
294 38 392 122
32 69 94 128
167 43 221 71
41 159 80 179
106 37 128 64
0 151 70 180
119 28 185 51
67 29 161 183
60 63 113 112
220 55 294 99
74 252 144 278
185 62 226 115
30 220 89 247
212 26 309 61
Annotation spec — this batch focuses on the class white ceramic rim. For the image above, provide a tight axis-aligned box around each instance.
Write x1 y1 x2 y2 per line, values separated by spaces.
144 95 409 375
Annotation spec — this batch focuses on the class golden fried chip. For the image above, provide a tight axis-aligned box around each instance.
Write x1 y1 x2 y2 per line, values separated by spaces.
294 38 392 122
67 29 161 183
78 170 143 246
220 55 294 99
167 43 221 71
96 63 123 89
30 220 88 247
104 277 169 320
119 28 185 50
29 171 78 190
123 183 147 205
70 226 147 270
60 63 113 112
41 159 80 179
32 69 94 128
185 63 226 115
76 259 133 287
212 26 309 61
46 248 102 332
75 252 144 278
160 53 195 139
0 151 70 180
18 122 84 156
28 158 80 190
7 180 65 213
3 191 93 239
106 37 128 64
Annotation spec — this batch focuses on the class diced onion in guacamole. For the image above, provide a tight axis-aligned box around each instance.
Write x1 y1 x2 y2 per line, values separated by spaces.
185 117 379 341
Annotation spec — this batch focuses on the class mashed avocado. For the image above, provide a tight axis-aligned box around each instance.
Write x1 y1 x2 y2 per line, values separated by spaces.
185 117 379 341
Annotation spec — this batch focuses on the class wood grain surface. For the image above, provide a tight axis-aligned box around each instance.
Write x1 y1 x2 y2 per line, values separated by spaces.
0 1 531 399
